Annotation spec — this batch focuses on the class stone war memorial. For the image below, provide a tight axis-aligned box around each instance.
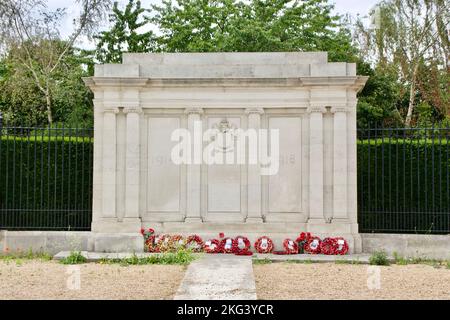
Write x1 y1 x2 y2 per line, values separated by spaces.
84 52 368 253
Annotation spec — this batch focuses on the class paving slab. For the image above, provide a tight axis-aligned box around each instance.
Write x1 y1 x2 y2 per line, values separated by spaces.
174 254 256 300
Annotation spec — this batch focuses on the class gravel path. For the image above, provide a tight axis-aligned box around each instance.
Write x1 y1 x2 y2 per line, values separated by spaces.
0 260 186 300
254 263 450 300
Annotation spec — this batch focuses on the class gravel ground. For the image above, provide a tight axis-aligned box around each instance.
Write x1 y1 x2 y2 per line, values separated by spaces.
0 260 186 300
254 263 450 300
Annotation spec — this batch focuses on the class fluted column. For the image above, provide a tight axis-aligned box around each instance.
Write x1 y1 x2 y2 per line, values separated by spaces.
245 108 264 223
332 106 348 221
102 107 119 219
124 107 142 221
308 106 326 223
185 108 203 222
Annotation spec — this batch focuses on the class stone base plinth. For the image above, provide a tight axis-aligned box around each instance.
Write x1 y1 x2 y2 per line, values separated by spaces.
93 233 144 253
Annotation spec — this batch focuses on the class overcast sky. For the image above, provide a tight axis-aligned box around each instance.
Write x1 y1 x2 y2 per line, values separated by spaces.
47 0 380 49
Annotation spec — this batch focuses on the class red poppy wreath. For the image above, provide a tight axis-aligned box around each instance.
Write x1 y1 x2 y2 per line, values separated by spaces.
204 239 221 253
233 236 251 254
220 237 236 254
304 236 322 254
185 234 204 252
283 239 299 254
334 237 349 255
254 236 274 254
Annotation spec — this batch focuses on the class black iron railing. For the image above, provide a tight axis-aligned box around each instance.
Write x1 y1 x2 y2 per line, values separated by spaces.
0 126 93 230
357 125 450 234
0 124 449 233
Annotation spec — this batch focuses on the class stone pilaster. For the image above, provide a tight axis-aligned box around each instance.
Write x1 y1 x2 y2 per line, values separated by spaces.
331 106 348 221
102 107 119 219
124 107 142 224
307 106 326 223
245 108 264 223
184 108 203 222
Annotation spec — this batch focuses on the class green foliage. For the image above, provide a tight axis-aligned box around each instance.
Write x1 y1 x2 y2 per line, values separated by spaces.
0 249 53 262
358 139 450 233
357 63 404 129
150 0 357 62
0 134 93 230
253 258 273 265
104 249 196 265
369 250 390 266
60 251 87 265
0 45 93 127
392 252 408 265
95 0 155 63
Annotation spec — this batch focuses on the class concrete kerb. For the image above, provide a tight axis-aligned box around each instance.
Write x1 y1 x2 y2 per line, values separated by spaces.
53 251 375 264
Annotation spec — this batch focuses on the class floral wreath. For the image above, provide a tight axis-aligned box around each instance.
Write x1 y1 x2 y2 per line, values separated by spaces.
233 236 251 255
304 236 322 254
168 234 186 251
145 235 157 252
283 239 298 254
185 235 204 252
254 236 274 254
334 237 349 255
319 238 337 255
155 234 172 252
220 237 236 254
296 232 312 254
204 239 221 253
141 228 156 252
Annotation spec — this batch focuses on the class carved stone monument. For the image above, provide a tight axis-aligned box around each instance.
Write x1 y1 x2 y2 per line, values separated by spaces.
84 52 368 253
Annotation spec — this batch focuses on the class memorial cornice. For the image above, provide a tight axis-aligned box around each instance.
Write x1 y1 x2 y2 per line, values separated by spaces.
83 76 368 90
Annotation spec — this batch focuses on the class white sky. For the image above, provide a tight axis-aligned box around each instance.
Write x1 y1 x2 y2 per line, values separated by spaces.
47 0 380 49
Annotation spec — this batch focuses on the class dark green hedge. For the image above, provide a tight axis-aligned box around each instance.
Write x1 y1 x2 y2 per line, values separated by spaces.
358 139 450 234
1 135 449 233
0 135 93 230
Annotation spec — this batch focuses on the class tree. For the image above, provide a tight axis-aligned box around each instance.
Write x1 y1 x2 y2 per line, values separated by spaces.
95 0 156 63
0 43 94 127
354 0 449 127
150 0 358 62
0 0 111 125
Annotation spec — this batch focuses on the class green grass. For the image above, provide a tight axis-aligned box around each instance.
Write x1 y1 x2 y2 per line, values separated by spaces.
253 258 273 265
99 249 196 266
369 250 390 266
391 252 449 268
335 259 364 265
284 259 313 264
60 251 87 265
0 249 53 262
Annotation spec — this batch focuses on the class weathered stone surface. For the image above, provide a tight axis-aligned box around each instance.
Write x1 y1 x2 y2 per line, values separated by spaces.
83 52 368 253
174 255 257 300
361 233 450 259
93 233 144 253
0 231 91 254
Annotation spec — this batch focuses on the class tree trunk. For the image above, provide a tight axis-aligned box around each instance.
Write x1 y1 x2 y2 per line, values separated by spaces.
45 90 53 126
405 64 419 128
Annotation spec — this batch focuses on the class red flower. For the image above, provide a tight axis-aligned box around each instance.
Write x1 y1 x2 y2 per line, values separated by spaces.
148 228 155 234
140 228 145 235
219 232 225 239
